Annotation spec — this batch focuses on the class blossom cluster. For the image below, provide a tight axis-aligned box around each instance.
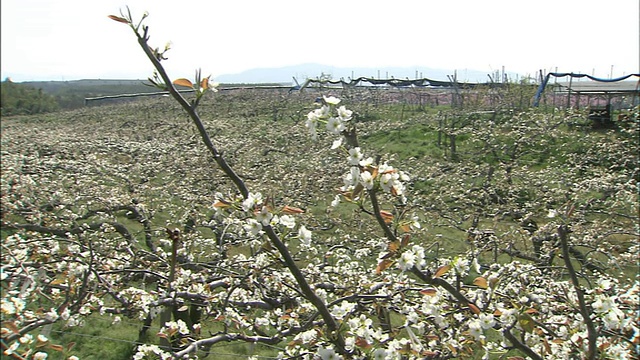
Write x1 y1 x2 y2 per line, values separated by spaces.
305 95 352 140
305 97 411 207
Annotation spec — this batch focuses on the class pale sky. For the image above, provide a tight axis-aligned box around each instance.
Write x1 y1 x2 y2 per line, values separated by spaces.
1 0 638 82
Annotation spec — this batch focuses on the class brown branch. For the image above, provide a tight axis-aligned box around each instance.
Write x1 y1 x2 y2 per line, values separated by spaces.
172 333 282 358
410 267 476 309
3 318 55 343
132 26 249 199
263 225 347 354
368 190 398 243
502 326 543 360
558 225 598 360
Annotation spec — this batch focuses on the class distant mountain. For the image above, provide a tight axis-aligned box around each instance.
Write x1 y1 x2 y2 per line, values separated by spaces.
215 63 521 84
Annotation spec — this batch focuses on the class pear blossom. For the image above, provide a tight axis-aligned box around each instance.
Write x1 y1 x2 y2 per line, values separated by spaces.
323 95 340 105
478 313 496 329
592 295 615 313
340 168 360 192
380 172 399 193
19 334 33 344
499 308 518 325
602 310 622 330
317 346 342 360
255 206 273 226
278 214 296 228
296 329 317 343
3 341 19 355
330 195 341 207
360 171 374 190
44 308 59 321
244 219 263 236
326 117 345 135
359 156 374 167
397 250 416 271
330 300 356 320
411 245 427 269
468 319 484 341
305 116 318 140
242 192 263 211
33 352 48 360
337 105 353 121
597 278 613 290
298 225 312 247
372 348 389 360
453 257 470 276
347 147 363 165
162 319 190 336
1 298 16 315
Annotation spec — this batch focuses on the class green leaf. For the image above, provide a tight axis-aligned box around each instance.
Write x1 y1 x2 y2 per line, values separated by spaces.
518 313 535 333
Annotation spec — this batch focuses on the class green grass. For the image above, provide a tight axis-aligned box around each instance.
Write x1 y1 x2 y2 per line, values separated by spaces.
46 314 139 360
360 124 446 161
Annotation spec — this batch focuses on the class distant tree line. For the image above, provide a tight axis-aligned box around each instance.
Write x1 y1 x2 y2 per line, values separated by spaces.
1 78 163 115
1 78 59 116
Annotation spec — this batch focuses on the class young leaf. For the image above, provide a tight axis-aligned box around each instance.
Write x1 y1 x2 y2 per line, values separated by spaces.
352 183 364 199
518 313 535 333
446 343 458 356
376 259 393 274
380 251 395 260
282 205 305 214
213 200 231 208
473 276 488 289
423 351 440 357
173 78 194 88
420 288 438 296
355 337 371 349
433 264 451 278
401 233 410 247
50 278 66 285
48 344 65 352
468 303 481 315
379 210 393 224
387 240 400 253
108 15 129 24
